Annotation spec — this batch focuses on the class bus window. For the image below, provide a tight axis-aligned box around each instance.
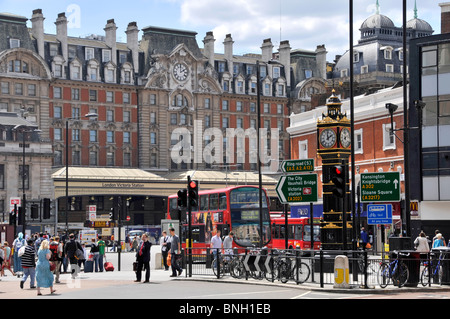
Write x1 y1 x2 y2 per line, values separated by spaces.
294 225 302 240
210 194 218 210
219 193 227 210
200 195 209 211
304 225 321 242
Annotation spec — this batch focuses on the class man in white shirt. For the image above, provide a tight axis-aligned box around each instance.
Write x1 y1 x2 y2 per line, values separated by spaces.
210 230 222 270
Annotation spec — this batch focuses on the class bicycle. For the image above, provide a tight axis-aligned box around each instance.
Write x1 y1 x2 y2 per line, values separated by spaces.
377 251 410 288
266 249 310 284
420 251 444 286
212 252 231 278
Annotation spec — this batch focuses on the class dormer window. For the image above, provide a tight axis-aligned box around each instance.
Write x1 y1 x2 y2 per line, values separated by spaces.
381 46 393 60
85 47 94 60
272 66 280 79
353 51 360 63
102 49 111 63
50 44 59 57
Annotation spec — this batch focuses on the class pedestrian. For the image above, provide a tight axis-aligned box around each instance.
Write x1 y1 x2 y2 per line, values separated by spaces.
1 242 15 277
210 230 222 269
79 243 87 271
20 239 36 289
223 231 234 256
49 236 63 283
360 227 369 250
34 232 44 253
160 230 170 271
131 236 138 252
433 233 446 248
135 233 152 283
433 230 447 247
169 227 182 277
12 232 26 273
90 238 100 272
35 240 56 295
414 231 430 253
98 237 106 272
64 233 83 279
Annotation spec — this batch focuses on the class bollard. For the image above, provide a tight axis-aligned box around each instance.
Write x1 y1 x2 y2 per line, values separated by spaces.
334 255 350 288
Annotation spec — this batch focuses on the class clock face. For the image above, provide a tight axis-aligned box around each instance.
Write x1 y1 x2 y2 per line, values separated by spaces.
320 128 337 148
340 128 351 148
173 63 188 81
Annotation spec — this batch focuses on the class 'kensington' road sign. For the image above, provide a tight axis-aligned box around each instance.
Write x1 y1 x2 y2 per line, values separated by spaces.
276 174 318 204
360 172 400 203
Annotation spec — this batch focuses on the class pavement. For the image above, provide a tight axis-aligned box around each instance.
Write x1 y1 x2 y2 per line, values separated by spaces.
2 250 450 298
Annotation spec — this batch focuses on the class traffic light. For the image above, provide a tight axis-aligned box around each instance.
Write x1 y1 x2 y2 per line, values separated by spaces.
331 165 346 198
177 189 187 208
9 205 17 225
188 180 199 208
43 198 51 219
31 204 39 219
17 207 24 225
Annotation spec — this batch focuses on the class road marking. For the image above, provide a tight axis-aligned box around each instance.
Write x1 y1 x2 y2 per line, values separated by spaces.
290 291 311 299
192 289 292 299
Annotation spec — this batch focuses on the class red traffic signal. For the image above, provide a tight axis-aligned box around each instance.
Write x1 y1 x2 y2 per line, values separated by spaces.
331 165 346 198
188 180 199 208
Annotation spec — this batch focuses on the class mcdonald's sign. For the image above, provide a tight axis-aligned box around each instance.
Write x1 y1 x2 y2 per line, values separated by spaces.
410 201 419 216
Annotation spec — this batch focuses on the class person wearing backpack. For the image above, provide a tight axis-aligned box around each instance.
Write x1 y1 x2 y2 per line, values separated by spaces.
49 236 63 284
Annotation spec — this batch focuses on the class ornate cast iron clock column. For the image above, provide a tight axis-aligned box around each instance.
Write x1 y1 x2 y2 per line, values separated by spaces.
317 90 352 250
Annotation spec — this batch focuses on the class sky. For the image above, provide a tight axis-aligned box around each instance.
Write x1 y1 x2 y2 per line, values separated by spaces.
0 0 442 62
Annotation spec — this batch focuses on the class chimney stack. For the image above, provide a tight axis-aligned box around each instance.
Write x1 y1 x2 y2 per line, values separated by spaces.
440 2 450 34
126 21 139 73
315 44 328 80
224 34 234 74
203 31 216 67
55 12 68 65
261 38 273 62
31 9 45 59
278 40 291 88
104 19 117 65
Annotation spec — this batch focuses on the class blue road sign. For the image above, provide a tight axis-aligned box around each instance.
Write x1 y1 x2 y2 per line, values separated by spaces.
367 204 393 225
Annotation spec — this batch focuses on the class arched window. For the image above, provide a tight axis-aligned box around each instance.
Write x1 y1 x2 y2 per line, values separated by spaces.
172 94 188 108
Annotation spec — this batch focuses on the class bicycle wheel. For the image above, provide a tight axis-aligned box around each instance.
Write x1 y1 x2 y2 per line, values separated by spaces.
212 258 224 278
395 262 409 288
230 258 244 279
279 260 291 283
295 262 310 284
377 263 390 288
420 266 430 287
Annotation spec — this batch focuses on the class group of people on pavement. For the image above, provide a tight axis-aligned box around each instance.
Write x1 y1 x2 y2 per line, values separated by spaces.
414 229 450 253
1 231 109 296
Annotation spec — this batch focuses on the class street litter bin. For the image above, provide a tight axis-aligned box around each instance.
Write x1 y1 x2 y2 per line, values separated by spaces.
389 250 420 287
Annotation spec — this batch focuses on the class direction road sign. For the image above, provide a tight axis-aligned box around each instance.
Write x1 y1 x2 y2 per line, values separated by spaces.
360 172 401 203
276 174 318 204
280 159 315 173
367 204 393 225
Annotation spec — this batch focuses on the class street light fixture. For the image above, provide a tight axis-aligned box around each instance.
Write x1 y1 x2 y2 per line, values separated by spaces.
65 113 98 234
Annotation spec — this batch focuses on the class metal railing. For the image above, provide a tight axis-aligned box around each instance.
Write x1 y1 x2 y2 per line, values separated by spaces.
178 247 450 289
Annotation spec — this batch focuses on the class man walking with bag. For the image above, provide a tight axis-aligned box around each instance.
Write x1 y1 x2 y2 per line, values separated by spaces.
169 227 182 277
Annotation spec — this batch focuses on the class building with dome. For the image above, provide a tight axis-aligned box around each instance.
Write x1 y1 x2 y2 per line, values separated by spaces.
329 0 434 95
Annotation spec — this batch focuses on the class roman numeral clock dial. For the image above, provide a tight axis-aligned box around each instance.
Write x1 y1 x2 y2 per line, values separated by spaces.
319 128 337 148
173 63 188 81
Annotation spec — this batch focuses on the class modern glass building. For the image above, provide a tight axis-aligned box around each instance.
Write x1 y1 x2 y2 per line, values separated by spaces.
409 31 450 236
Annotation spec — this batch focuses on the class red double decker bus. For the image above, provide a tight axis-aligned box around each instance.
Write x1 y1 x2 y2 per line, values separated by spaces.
270 217 321 250
167 186 271 252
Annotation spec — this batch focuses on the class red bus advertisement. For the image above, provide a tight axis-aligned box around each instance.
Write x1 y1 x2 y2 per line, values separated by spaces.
167 186 271 251
270 217 321 250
